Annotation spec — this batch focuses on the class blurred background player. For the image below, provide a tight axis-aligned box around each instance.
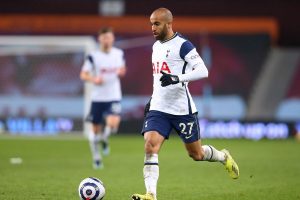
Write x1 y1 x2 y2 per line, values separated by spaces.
132 8 239 200
80 27 126 169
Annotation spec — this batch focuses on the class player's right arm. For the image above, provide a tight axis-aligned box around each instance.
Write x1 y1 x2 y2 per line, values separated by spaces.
80 54 103 85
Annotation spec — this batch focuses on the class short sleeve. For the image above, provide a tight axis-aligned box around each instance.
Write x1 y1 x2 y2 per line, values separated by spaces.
120 50 126 67
179 40 195 60
81 54 94 72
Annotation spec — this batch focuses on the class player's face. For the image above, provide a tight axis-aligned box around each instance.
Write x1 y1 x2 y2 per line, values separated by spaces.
150 17 168 41
98 32 115 50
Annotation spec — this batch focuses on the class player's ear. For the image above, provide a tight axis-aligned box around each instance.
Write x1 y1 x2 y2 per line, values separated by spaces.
167 23 172 31
97 35 101 43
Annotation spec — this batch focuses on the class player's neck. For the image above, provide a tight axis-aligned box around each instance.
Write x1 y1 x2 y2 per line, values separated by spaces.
161 31 175 42
100 46 112 53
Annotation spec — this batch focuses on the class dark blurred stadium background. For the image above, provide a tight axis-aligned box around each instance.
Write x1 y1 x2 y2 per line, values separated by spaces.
0 0 299 140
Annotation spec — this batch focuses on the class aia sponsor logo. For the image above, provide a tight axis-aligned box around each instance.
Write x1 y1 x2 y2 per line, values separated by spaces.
152 62 171 74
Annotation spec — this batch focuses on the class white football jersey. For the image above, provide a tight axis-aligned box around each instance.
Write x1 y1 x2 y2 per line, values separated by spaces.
81 47 125 102
150 33 206 115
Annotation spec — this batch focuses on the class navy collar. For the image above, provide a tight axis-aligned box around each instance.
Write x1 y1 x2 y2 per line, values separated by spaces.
160 32 178 43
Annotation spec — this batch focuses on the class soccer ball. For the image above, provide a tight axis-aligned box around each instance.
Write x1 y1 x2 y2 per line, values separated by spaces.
78 177 105 200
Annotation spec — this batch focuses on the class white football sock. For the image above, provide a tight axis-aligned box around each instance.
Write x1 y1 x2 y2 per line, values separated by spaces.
144 154 159 198
95 133 101 142
88 132 101 161
111 127 118 134
202 145 226 163
102 126 112 142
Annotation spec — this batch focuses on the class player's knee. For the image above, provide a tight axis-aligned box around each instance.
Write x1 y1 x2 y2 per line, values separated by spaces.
106 116 120 127
144 139 158 154
106 123 117 130
144 140 154 153
106 121 117 129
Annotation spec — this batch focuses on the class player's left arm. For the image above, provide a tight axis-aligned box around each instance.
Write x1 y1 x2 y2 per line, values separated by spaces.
116 50 126 78
177 48 208 83
160 41 208 87
117 66 126 77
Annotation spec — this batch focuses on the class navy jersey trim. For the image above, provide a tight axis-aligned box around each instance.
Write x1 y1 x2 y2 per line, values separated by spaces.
160 32 178 44
181 61 187 87
182 60 191 113
87 54 94 65
179 40 195 60
193 113 201 139
185 85 192 114
87 54 96 74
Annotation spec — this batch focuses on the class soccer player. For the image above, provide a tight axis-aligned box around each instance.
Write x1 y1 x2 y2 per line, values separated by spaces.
80 27 126 169
132 8 239 200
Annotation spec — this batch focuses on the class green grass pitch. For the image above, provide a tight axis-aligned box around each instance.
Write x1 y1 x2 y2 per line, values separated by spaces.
0 134 300 200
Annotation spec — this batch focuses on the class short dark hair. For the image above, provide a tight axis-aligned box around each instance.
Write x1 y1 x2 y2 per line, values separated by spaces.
98 27 114 35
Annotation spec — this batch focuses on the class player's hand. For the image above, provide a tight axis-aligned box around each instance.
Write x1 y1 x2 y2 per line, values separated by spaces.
160 71 179 87
92 76 104 85
116 67 126 77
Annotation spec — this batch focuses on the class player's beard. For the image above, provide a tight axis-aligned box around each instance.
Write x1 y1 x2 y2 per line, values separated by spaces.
101 43 112 52
155 25 168 41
